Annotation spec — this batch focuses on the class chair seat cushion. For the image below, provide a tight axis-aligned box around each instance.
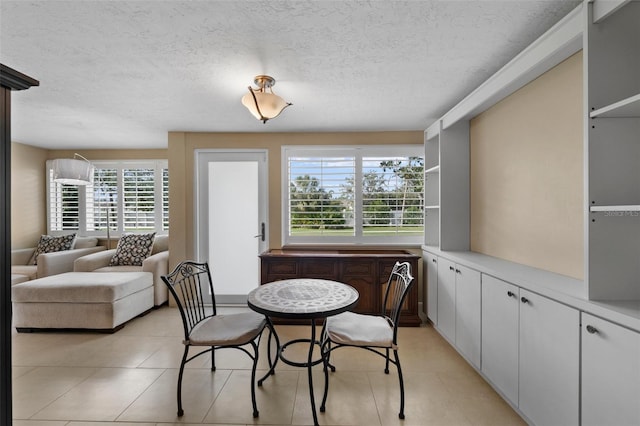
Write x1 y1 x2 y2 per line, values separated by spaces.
325 311 393 348
188 311 266 346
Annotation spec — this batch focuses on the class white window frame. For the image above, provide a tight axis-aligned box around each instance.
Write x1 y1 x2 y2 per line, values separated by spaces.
282 145 424 246
47 159 169 236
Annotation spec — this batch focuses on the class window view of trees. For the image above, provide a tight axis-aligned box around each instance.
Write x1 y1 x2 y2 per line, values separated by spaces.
288 154 424 237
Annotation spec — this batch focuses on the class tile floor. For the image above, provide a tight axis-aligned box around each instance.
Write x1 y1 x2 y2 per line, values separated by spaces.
12 306 525 426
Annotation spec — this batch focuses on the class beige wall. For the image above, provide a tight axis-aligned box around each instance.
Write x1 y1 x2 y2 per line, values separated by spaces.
167 131 424 269
469 51 584 279
11 142 49 248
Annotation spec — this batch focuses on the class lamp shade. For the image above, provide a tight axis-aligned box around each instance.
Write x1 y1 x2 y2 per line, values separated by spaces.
52 158 94 185
241 91 291 122
241 75 292 123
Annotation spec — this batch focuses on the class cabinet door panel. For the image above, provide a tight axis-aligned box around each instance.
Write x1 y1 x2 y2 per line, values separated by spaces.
341 260 377 314
519 289 579 426
436 257 456 343
481 275 519 403
455 264 481 367
582 313 640 426
425 253 438 323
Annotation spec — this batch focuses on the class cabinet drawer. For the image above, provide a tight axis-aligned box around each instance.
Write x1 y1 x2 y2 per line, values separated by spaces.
265 260 297 276
301 260 337 278
341 260 375 276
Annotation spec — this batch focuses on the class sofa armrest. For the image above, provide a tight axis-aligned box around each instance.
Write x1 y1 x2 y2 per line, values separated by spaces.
12 248 35 266
142 250 169 305
37 246 106 278
74 249 116 272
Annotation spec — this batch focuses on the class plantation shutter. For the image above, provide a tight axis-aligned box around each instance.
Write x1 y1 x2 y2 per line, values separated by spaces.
288 155 356 236
48 170 80 231
87 168 117 232
123 168 155 231
162 168 169 231
284 146 424 244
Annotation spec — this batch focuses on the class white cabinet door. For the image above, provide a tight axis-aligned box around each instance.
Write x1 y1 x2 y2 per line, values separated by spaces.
425 253 438 324
437 257 456 343
519 289 579 426
582 313 640 426
454 264 481 367
481 275 519 403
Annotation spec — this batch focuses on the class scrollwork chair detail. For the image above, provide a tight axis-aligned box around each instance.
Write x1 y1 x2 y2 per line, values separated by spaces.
320 261 415 419
161 260 274 418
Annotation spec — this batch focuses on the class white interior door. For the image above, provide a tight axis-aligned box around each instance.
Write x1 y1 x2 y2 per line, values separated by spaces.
195 149 268 304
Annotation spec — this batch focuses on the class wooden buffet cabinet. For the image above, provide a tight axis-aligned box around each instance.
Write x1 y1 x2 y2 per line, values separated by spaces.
259 249 421 326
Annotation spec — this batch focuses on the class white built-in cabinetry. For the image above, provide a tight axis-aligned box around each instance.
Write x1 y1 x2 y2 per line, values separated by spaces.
422 1 640 425
435 257 455 342
581 313 640 426
434 257 481 368
423 120 469 251
481 275 519 403
585 0 640 301
424 252 438 324
517 289 579 426
453 263 480 368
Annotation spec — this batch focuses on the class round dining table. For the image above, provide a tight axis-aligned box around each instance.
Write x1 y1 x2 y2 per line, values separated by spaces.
247 278 359 426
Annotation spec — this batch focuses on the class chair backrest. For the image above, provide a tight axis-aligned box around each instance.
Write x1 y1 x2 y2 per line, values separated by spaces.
161 261 217 339
381 261 414 339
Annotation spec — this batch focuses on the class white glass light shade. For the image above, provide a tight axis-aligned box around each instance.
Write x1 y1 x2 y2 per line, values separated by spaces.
52 158 93 185
241 90 291 123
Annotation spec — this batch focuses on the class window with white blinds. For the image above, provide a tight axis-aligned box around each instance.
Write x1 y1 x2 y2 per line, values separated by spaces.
283 146 424 245
47 160 168 236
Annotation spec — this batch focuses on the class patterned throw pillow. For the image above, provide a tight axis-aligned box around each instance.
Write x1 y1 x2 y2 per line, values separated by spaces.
31 233 77 265
109 232 156 266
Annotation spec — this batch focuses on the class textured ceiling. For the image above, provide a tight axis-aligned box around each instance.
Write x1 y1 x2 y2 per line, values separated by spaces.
1 0 581 149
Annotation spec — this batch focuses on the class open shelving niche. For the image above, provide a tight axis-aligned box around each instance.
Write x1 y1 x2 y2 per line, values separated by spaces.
424 122 440 247
585 0 640 302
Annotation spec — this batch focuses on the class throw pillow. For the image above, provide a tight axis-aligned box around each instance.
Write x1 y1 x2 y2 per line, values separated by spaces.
31 233 77 265
109 232 156 266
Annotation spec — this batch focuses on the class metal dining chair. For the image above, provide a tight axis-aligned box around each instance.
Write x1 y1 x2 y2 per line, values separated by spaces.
161 260 273 418
320 261 415 419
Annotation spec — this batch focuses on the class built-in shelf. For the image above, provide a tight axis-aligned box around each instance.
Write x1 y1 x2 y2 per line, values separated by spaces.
590 93 640 118
590 205 640 212
425 165 440 174
425 205 440 209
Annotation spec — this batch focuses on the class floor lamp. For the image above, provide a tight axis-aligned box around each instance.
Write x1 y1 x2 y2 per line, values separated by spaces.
52 153 112 248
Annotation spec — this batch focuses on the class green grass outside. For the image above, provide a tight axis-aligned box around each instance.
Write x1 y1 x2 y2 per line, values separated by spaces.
291 226 424 236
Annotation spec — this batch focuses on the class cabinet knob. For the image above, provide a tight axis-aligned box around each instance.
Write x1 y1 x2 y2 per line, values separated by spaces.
586 325 598 334
455 269 461 274
520 297 530 304
449 266 454 271
507 291 516 298
432 258 437 263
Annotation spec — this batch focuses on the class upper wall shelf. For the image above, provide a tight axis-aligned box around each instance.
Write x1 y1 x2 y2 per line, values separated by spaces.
590 94 640 118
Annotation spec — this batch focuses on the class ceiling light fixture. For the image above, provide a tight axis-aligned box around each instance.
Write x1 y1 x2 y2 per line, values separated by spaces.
241 75 292 123
52 153 94 185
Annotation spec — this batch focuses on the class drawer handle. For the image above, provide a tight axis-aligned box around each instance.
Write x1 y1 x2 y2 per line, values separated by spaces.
586 325 598 334
507 291 516 298
520 297 530 304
